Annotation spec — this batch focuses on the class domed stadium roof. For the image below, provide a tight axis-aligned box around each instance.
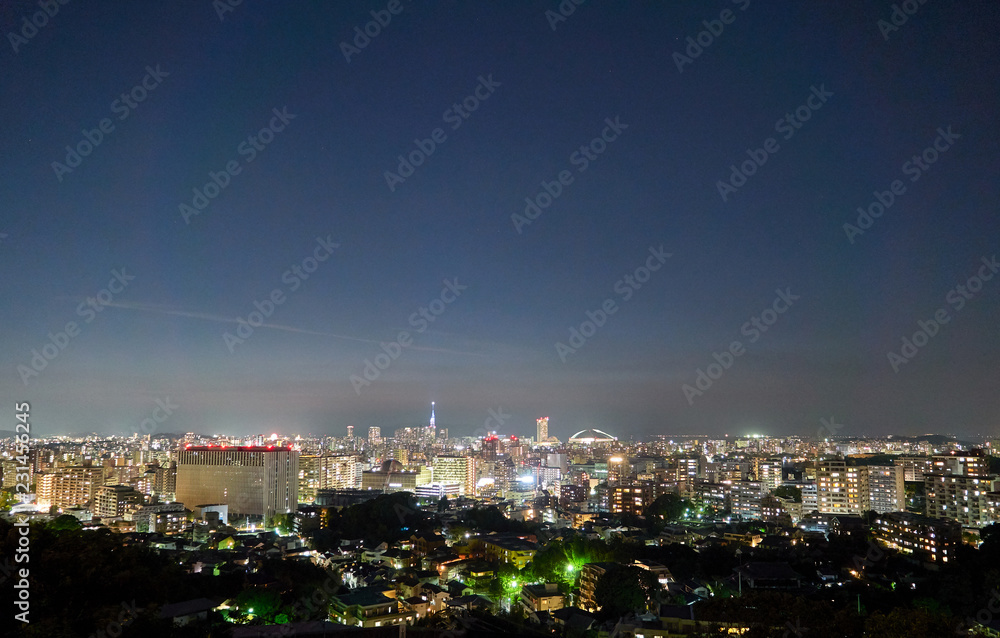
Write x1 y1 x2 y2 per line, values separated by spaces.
568 428 617 443
380 459 404 473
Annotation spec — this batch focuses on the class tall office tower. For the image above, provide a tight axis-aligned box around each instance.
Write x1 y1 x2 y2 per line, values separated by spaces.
482 435 499 462
868 465 905 513
346 425 354 440
35 465 106 510
429 402 436 430
536 417 549 443
175 446 298 521
368 427 381 448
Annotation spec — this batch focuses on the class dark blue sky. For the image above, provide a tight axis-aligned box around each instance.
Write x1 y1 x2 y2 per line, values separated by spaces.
3 1 998 440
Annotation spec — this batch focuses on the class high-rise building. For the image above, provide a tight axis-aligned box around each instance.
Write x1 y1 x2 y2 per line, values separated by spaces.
868 465 905 513
175 446 298 521
925 473 999 527
36 465 105 510
536 417 549 443
817 461 870 515
894 455 933 482
346 425 354 440
757 459 783 494
432 455 476 495
368 427 381 448
607 456 628 486
846 465 870 513
931 450 989 477
730 480 764 519
482 435 499 462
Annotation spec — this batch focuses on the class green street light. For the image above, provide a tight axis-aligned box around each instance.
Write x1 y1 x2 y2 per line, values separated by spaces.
566 564 575 572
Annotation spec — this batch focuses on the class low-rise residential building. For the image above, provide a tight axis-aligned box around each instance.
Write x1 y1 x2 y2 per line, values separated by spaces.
520 583 564 613
872 511 961 563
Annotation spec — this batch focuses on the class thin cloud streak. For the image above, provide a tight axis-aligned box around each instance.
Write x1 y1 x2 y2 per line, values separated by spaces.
102 300 487 356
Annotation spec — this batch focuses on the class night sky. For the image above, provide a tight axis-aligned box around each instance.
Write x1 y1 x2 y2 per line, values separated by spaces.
2 1 998 440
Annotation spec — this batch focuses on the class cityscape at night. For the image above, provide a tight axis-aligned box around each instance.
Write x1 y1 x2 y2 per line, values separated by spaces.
2 1 999 637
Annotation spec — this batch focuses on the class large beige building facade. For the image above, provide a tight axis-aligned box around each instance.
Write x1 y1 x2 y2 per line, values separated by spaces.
175 446 298 521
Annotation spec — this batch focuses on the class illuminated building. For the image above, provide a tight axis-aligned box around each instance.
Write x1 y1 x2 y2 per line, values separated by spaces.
931 449 989 477
175 446 298 521
579 562 619 611
925 473 1000 527
730 481 764 519
610 484 654 515
94 484 143 518
817 461 869 515
482 434 499 462
520 583 564 613
299 454 359 502
431 455 476 495
568 429 616 445
872 511 961 562
36 464 105 510
536 417 549 443
894 455 933 481
868 465 905 513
